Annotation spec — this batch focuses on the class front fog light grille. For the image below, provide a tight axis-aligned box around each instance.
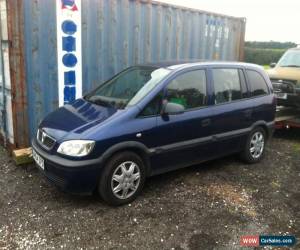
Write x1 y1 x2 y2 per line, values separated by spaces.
37 129 56 150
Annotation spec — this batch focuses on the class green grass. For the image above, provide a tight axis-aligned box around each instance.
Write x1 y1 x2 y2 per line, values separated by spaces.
293 143 300 153
263 65 270 70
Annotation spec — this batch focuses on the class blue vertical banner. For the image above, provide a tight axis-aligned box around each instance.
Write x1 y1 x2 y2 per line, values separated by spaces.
56 0 82 106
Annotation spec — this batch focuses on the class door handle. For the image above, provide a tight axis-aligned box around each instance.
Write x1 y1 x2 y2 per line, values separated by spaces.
201 118 211 127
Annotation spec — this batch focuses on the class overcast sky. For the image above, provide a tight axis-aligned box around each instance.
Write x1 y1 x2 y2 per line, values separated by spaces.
157 0 300 43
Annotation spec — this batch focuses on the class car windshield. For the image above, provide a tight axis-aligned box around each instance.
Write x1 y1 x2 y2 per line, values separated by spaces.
278 50 300 67
84 66 170 109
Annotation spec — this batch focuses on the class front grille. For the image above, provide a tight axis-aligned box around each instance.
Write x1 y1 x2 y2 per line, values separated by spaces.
37 129 56 150
45 172 66 188
271 80 296 94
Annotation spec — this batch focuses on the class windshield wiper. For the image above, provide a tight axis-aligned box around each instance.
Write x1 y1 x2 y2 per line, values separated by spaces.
85 96 114 108
280 65 300 68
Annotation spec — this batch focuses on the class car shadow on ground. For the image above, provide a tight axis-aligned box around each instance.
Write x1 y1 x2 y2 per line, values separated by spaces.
273 128 300 141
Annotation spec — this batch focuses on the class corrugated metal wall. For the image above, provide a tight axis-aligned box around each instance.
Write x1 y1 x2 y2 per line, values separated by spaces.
7 0 29 148
81 0 246 93
12 0 246 147
23 0 58 144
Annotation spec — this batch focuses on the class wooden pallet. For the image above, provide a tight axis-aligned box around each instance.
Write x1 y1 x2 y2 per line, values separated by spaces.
12 147 33 165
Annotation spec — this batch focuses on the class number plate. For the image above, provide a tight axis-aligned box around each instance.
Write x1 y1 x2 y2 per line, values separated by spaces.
32 149 44 170
275 92 287 99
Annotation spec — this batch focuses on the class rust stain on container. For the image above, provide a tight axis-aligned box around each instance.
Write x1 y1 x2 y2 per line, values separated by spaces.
6 0 29 148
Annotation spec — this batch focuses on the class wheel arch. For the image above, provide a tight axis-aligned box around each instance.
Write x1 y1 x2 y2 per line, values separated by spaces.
250 120 273 140
100 141 152 176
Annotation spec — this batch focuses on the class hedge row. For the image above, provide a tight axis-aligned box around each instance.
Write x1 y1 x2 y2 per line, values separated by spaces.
245 41 296 50
244 47 286 65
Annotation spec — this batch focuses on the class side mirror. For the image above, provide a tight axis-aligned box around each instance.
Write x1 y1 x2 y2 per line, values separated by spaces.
270 62 276 68
162 101 185 115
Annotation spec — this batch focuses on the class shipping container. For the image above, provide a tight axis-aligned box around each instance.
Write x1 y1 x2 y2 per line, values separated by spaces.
0 0 246 149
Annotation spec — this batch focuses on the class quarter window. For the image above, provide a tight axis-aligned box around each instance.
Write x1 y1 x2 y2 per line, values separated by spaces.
139 94 162 117
212 68 242 104
246 70 269 96
166 70 207 109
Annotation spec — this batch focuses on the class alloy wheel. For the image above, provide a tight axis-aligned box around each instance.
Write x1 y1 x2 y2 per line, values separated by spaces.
111 161 141 199
250 131 265 159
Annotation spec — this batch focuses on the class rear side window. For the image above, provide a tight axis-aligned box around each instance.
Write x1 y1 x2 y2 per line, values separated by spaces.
166 70 207 109
246 70 269 97
212 68 242 104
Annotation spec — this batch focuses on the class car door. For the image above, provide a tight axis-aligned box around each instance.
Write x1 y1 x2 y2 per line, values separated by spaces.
209 67 253 156
149 68 216 174
245 69 275 123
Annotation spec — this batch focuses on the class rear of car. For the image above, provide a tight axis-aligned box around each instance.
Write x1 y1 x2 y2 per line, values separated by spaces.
206 64 275 163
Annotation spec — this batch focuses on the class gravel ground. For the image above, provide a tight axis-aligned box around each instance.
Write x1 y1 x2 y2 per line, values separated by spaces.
0 130 299 250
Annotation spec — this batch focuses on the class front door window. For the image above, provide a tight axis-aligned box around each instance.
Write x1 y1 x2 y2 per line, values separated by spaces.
165 70 207 110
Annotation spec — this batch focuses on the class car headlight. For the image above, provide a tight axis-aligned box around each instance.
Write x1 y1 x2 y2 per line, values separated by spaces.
57 140 95 157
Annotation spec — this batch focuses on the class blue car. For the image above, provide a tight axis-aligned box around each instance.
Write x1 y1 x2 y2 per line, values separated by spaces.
32 61 276 205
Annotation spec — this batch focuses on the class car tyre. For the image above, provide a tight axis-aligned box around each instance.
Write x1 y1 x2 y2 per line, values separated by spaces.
98 151 146 206
240 127 267 164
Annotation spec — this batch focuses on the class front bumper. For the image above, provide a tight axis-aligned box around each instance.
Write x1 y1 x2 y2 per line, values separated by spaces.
32 139 103 194
272 81 300 107
276 93 300 107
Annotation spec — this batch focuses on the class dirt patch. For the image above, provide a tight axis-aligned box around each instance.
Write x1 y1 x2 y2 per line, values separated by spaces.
0 129 299 249
206 183 257 218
